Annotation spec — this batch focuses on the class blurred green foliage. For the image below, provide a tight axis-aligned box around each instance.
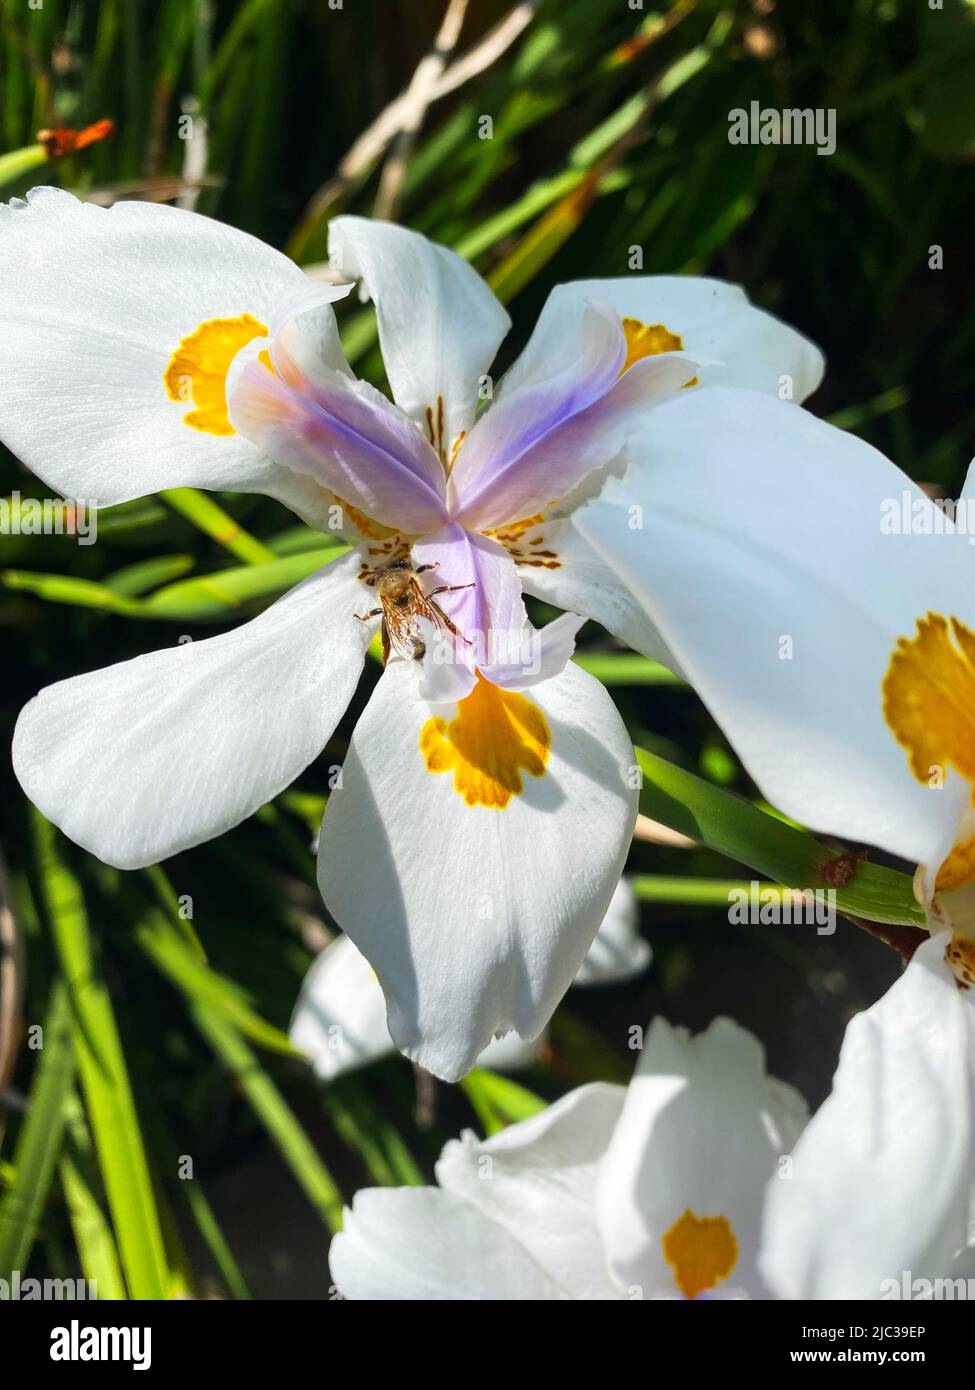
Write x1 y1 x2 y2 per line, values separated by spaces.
1 0 971 1297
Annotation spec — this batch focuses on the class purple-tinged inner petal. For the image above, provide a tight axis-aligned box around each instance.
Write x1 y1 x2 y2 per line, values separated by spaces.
229 340 448 535
447 303 626 530
411 523 527 675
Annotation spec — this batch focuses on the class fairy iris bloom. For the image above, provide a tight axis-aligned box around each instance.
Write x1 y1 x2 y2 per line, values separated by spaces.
575 389 975 969
330 1016 809 1300
332 954 975 1301
3 188 820 1079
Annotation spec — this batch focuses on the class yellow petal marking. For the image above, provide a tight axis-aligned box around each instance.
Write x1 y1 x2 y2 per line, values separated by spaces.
883 612 975 787
662 1209 738 1300
936 836 975 893
164 313 269 436
420 674 550 808
620 317 698 385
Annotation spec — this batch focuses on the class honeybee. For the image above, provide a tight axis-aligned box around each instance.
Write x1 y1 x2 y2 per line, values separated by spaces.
355 558 474 666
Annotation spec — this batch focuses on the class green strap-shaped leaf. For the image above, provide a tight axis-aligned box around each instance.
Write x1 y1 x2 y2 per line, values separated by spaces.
635 747 926 928
0 144 48 190
460 1069 548 1137
32 811 170 1299
321 1080 424 1189
192 1007 344 1232
0 978 75 1278
2 546 348 623
59 1091 127 1301
134 907 301 1058
574 652 685 686
160 488 276 565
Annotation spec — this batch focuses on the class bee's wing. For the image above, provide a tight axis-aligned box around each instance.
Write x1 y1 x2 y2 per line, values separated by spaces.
381 599 422 660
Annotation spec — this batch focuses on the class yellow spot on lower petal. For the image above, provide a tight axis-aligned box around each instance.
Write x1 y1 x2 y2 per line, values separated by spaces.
620 317 698 385
164 313 269 435
883 613 975 787
936 835 975 893
419 674 550 808
662 1208 738 1300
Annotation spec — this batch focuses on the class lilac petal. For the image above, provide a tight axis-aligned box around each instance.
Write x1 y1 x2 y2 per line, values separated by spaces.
229 330 447 535
484 611 586 691
448 303 625 529
410 524 526 701
508 348 703 517
451 340 701 534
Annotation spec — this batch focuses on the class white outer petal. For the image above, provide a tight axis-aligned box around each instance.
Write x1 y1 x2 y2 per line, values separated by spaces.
289 934 392 1081
13 551 373 869
0 188 345 527
507 276 823 402
435 1083 627 1299
573 877 651 986
328 216 510 450
576 386 973 869
477 1029 547 1071
760 934 975 1300
329 1188 563 1300
292 882 647 1082
317 658 638 1081
515 516 686 675
595 1016 808 1300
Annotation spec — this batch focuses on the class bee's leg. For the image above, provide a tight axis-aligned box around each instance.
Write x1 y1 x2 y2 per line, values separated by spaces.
354 607 383 621
427 582 475 598
428 599 473 646
381 619 391 667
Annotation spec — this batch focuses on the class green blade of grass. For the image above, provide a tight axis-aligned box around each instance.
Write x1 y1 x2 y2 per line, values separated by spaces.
631 875 803 906
192 1007 344 1232
321 1079 424 1189
0 142 48 189
0 978 75 1277
4 547 349 623
573 652 685 686
134 907 301 1058
1 569 142 616
459 1068 548 1137
33 812 170 1299
634 747 925 927
59 1091 127 1301
140 546 348 620
103 554 196 597
178 1176 251 1300
160 488 276 565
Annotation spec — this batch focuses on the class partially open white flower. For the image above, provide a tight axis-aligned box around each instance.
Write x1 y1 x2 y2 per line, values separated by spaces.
761 933 975 1299
290 878 650 1081
3 190 819 1079
332 949 975 1301
329 1016 807 1300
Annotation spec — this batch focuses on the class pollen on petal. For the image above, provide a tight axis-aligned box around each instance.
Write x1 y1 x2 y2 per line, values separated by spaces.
164 313 269 435
419 674 550 808
661 1208 738 1300
883 612 975 787
620 316 698 385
